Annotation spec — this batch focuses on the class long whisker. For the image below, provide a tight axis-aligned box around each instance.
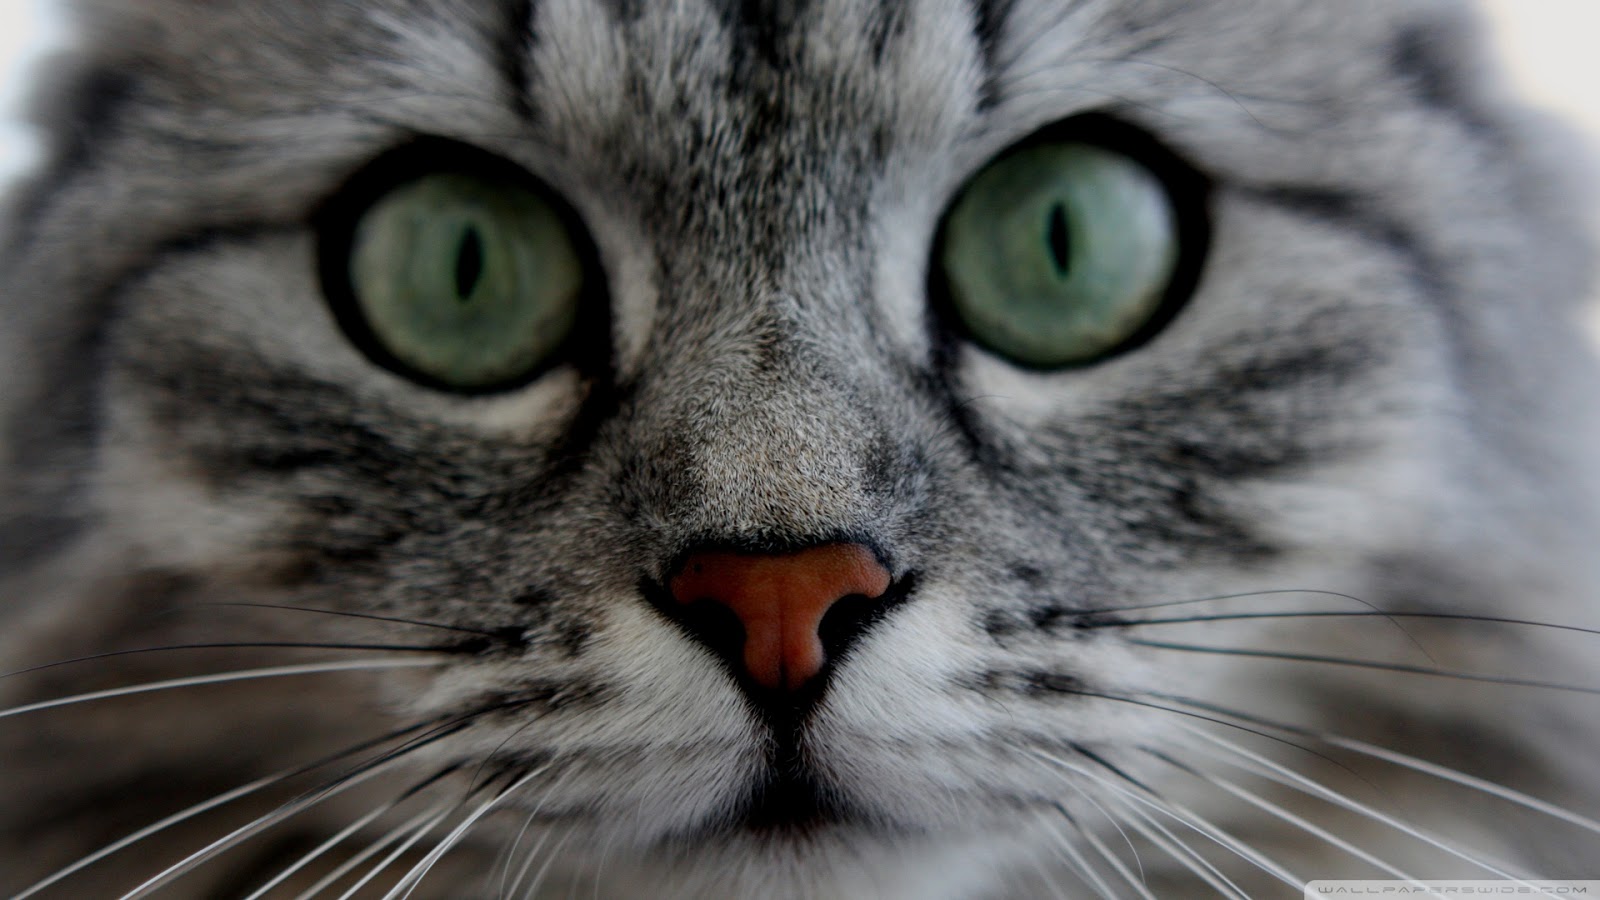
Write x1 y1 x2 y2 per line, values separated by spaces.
1142 748 1443 894
1019 822 1077 900
113 709 500 900
495 765 580 899
1179 725 1536 883
15 771 282 899
1058 589 1446 660
1075 589 1379 616
1033 747 1303 890
1099 790 1249 900
248 802 404 900
2 642 464 680
1156 693 1600 836
1055 769 1148 887
588 789 626 900
242 764 465 900
1037 808 1124 900
465 711 552 799
331 808 457 900
287 807 452 900
0 658 445 720
1058 802 1156 900
1070 590 1439 660
10 714 456 900
384 764 552 900
1129 639 1600 695
1067 748 1252 897
1070 744 1154 794
204 601 519 640
1091 610 1600 639
1094 56 1280 131
1046 686 1362 780
498 811 545 898
510 820 581 900
118 755 407 899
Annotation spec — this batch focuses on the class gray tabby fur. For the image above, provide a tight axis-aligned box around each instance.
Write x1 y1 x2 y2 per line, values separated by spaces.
2 0 1598 896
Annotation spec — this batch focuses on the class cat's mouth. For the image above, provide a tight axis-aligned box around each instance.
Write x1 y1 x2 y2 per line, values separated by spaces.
649 714 880 841
677 754 883 842
732 762 861 836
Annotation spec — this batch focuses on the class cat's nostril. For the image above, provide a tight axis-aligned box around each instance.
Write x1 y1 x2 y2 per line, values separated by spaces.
666 542 893 692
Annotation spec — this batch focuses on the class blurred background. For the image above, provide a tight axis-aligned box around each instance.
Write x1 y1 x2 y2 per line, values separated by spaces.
0 0 61 188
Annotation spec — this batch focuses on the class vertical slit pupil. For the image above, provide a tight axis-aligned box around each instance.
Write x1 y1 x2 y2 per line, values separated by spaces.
455 227 485 301
1047 203 1071 277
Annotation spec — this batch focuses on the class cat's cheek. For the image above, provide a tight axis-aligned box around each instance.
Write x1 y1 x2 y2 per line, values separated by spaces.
397 599 767 828
94 388 300 573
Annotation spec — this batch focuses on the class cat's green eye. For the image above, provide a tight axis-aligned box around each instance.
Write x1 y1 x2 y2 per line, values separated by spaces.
324 154 596 393
938 135 1194 368
346 173 580 390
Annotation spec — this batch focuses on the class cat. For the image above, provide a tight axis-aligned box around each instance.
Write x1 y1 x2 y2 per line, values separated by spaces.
2 0 1599 897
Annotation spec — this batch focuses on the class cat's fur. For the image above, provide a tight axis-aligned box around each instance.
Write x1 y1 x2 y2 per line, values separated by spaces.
2 0 1599 897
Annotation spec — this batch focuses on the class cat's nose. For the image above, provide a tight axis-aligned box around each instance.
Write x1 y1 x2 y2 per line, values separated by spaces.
666 543 894 692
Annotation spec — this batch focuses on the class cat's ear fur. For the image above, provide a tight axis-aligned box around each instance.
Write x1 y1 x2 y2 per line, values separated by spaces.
1386 1 1597 316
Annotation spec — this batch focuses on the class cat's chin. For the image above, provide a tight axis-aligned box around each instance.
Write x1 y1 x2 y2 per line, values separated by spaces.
509 760 919 848
516 816 1033 900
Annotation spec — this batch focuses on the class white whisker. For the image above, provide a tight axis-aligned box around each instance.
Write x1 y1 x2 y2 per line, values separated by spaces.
383 765 551 900
116 755 402 899
584 773 636 900
1162 695 1600 836
1180 726 1537 884
288 807 449 900
1144 747 1444 896
0 659 443 720
495 765 580 900
1059 775 1148 887
332 808 455 900
14 718 451 899
1103 791 1249 899
13 771 285 900
497 810 544 898
1032 748 1302 890
1321 732 1600 836
243 797 410 900
1062 805 1157 900
1036 810 1124 900
512 826 582 900
1022 831 1078 900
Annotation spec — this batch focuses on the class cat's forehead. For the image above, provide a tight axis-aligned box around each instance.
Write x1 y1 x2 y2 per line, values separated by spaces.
25 0 1481 354
51 0 1460 262
73 0 1441 144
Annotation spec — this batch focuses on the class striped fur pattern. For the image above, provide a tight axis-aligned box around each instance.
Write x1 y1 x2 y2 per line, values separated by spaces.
2 0 1598 896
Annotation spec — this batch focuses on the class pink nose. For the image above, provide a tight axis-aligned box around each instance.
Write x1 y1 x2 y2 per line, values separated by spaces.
667 543 893 692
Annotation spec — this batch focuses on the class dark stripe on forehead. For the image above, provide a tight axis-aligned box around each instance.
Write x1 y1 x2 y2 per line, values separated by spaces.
970 0 1017 110
1390 20 1499 144
595 0 646 23
1241 184 1443 293
501 0 539 122
866 2 910 64
713 0 816 70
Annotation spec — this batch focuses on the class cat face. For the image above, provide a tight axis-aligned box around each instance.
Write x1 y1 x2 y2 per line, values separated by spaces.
3 0 1598 897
